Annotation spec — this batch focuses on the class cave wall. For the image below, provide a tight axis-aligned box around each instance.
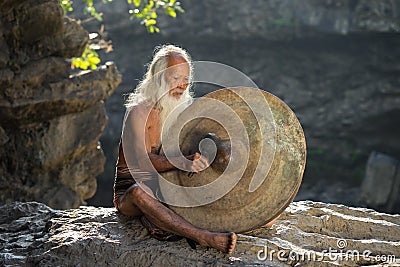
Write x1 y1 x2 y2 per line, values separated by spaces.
74 0 400 207
0 0 121 209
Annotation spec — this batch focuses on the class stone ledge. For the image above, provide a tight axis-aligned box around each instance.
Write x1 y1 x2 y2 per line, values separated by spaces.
0 201 399 266
0 62 121 125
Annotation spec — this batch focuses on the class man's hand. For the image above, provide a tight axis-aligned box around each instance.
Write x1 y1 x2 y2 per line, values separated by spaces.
188 153 209 177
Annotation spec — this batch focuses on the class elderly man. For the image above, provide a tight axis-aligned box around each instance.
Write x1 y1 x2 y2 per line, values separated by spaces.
113 45 237 254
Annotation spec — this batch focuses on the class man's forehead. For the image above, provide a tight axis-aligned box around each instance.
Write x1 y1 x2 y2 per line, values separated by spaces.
167 54 188 68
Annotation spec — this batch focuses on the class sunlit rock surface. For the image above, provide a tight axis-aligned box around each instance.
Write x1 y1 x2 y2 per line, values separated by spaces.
0 201 398 266
0 0 122 209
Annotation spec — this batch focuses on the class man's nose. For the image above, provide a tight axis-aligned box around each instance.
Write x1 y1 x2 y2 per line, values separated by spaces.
177 81 188 90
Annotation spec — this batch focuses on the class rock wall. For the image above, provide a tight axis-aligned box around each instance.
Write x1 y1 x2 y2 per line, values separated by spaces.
0 0 121 209
71 0 400 208
0 201 399 266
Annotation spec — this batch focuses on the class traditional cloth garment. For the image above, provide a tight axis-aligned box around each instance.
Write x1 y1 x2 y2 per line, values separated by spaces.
113 166 187 242
113 166 156 208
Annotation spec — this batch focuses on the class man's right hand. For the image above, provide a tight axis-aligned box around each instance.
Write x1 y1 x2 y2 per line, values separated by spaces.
190 152 209 174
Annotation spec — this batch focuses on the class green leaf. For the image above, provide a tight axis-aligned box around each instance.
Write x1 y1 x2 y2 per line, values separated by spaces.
94 13 103 21
90 63 98 69
71 46 101 70
148 0 154 9
60 0 73 14
165 7 176 17
175 6 184 13
88 56 101 65
145 19 157 26
74 58 89 70
85 0 93 7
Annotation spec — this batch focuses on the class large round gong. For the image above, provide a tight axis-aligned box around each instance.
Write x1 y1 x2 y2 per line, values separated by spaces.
159 87 306 233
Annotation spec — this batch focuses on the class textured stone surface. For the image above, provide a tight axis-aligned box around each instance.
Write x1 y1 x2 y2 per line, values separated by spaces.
0 62 120 125
0 0 121 209
360 151 400 213
0 201 399 266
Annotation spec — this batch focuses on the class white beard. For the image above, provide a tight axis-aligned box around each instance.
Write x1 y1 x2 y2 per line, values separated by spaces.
156 79 191 143
159 93 190 135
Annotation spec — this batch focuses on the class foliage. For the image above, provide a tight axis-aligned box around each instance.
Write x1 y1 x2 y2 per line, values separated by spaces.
127 0 184 33
60 0 184 69
71 45 101 70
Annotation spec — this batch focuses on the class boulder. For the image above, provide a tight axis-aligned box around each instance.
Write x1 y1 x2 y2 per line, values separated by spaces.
0 0 122 208
360 151 400 213
0 201 399 266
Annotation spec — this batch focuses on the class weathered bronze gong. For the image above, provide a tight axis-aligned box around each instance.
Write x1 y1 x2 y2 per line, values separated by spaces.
159 87 306 233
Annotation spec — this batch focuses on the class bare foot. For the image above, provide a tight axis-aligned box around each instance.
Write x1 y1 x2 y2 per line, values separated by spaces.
201 232 237 254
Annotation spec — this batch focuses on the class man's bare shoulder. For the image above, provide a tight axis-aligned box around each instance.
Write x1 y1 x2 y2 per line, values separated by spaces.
127 102 151 117
126 102 158 125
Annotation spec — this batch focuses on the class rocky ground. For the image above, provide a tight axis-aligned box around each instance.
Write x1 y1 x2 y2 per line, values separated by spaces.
1 201 399 266
0 0 121 209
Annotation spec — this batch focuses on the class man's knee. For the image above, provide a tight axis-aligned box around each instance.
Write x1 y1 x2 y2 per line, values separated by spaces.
126 184 154 201
126 184 145 199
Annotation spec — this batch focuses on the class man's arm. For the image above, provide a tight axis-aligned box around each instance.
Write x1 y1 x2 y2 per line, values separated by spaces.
147 153 192 172
148 152 209 173
124 105 208 173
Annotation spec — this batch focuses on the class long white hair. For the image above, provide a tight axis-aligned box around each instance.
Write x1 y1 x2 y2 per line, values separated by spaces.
125 44 194 109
